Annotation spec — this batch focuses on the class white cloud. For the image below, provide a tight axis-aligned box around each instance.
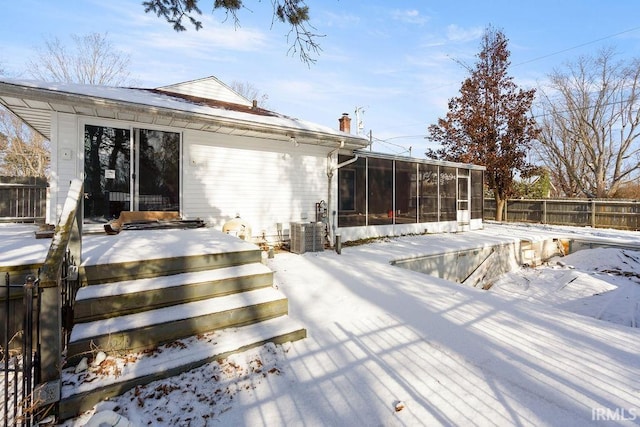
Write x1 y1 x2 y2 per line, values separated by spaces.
141 27 268 54
99 0 275 60
322 11 361 28
391 9 428 25
446 24 484 42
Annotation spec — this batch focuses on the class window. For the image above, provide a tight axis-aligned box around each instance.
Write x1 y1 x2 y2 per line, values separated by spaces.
84 125 131 222
471 169 484 219
137 129 180 211
395 161 418 224
419 164 439 223
338 155 366 227
338 169 355 211
83 124 180 223
439 166 457 221
457 168 469 212
367 158 393 225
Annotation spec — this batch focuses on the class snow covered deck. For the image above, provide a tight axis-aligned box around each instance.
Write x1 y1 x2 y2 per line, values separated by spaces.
0 224 260 272
4 223 640 425
259 223 640 426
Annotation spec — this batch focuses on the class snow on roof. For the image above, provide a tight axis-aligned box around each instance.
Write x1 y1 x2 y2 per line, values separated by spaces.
0 78 369 147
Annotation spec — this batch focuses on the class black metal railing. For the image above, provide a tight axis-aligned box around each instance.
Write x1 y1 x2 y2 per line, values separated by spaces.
2 273 41 427
59 250 80 348
1 178 83 426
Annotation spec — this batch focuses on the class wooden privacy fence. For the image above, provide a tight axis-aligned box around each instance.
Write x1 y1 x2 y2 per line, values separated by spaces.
484 198 640 231
0 177 48 223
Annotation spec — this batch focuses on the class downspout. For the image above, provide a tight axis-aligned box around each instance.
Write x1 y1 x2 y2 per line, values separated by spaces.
327 144 359 247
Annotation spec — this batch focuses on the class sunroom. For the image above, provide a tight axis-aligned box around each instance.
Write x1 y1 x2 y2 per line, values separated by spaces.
335 151 485 242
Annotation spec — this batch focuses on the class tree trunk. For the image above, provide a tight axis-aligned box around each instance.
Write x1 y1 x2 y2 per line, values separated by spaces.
495 196 505 222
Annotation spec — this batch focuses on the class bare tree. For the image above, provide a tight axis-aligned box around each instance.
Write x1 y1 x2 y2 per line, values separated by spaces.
26 32 134 86
1 55 49 176
230 80 269 107
534 105 590 197
1 33 135 178
143 0 323 64
426 27 538 221
0 109 49 177
535 48 640 198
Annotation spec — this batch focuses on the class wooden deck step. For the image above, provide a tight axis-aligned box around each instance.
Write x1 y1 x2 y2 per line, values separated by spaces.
59 315 307 421
74 262 273 322
67 287 290 363
80 228 263 286
80 248 263 285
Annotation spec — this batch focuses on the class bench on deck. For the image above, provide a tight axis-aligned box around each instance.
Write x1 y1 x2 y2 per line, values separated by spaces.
104 211 204 234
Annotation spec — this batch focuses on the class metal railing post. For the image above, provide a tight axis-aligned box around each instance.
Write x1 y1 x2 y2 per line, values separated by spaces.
3 273 9 427
23 275 36 426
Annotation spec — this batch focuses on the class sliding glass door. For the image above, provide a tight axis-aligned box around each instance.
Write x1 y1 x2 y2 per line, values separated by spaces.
135 129 180 211
83 124 180 223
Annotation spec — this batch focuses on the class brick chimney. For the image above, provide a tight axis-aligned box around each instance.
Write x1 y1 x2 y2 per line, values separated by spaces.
338 113 351 133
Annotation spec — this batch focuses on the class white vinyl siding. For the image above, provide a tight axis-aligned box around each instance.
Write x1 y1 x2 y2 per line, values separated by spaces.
49 112 80 221
182 130 328 238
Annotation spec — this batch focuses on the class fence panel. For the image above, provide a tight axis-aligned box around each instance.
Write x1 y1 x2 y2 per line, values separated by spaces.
593 201 639 230
485 198 640 231
505 199 544 223
0 178 48 223
544 200 591 227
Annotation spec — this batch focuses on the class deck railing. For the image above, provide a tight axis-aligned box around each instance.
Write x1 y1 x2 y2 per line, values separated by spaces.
2 273 41 427
1 179 82 426
0 178 48 224
32 179 83 422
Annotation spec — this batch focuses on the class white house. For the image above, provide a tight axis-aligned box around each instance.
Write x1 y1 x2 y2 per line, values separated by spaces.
0 76 484 245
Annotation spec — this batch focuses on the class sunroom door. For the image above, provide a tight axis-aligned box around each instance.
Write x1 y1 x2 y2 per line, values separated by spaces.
457 170 470 231
83 125 180 223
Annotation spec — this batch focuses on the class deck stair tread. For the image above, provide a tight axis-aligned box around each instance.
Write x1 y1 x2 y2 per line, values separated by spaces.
80 228 259 267
59 315 307 420
70 287 286 343
58 228 306 421
75 262 271 300
63 315 304 398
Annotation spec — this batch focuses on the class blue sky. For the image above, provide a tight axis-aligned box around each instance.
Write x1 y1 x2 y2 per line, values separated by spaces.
2 1 640 156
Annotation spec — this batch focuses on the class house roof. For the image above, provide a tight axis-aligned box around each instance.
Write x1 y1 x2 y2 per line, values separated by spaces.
0 77 370 150
156 76 253 107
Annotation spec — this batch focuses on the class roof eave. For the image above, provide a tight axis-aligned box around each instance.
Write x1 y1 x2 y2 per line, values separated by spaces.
0 82 369 150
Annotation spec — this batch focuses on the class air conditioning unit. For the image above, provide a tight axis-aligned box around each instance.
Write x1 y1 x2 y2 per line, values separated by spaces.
291 222 325 254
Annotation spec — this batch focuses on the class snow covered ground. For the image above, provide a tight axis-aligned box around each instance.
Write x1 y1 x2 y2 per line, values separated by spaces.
490 247 640 328
42 223 640 425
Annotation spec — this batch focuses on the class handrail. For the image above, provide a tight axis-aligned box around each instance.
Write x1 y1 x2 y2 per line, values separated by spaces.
36 178 83 419
39 179 82 288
